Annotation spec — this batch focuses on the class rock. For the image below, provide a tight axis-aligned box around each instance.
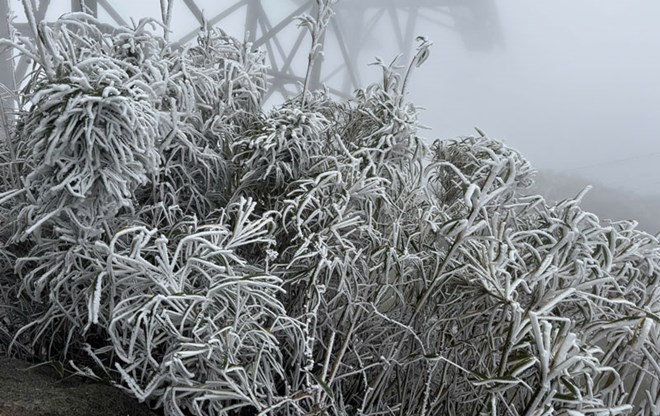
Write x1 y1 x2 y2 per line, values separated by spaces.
0 357 159 416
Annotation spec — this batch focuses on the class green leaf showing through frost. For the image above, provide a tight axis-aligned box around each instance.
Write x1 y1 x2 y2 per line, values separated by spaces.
559 377 580 400
310 372 335 401
508 355 537 377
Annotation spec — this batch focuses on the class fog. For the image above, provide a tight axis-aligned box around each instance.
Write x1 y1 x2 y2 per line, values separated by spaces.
408 1 660 197
3 0 659 231
333 0 660 232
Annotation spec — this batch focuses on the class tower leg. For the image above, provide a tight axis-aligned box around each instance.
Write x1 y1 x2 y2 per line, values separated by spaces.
71 0 98 16
0 0 15 94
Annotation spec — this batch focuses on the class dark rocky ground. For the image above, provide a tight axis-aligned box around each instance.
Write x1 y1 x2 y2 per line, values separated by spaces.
0 357 159 416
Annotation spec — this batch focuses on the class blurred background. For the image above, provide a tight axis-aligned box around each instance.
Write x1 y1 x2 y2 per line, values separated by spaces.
1 0 658 233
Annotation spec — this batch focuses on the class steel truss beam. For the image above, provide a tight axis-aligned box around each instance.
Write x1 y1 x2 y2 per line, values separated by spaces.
0 0 502 102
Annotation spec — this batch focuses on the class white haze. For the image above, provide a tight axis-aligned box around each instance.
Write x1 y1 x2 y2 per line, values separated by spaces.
407 1 660 198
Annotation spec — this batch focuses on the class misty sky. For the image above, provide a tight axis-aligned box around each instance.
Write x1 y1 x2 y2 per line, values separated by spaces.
6 0 660 199
408 0 660 197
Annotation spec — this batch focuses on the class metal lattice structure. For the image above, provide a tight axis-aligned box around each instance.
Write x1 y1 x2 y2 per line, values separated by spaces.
0 0 501 100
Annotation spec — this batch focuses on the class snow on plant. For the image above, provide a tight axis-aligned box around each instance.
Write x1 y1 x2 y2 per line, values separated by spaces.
0 1 658 416
297 0 336 105
181 27 267 120
93 199 300 415
141 27 267 218
0 12 163 359
16 55 160 228
411 138 660 415
232 106 330 201
7 13 163 235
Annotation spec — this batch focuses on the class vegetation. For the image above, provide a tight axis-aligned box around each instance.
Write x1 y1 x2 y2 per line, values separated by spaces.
0 2 658 415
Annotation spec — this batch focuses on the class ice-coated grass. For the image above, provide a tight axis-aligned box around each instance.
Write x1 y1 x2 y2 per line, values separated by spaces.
0 1 658 415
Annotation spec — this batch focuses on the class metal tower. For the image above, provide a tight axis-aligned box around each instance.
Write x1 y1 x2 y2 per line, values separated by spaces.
0 0 502 101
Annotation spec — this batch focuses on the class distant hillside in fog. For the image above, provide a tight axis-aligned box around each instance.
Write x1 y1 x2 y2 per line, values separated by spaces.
531 170 660 235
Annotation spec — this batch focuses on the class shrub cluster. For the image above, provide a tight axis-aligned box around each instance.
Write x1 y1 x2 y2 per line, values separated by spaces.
0 11 658 416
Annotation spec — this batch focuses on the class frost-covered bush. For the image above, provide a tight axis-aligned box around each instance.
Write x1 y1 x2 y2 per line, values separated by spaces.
96 199 298 415
0 3 658 416
232 106 330 201
1 14 162 359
